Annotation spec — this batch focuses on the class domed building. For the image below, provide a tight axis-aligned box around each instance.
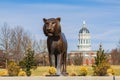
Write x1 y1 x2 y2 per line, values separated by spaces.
78 21 91 51
68 21 97 65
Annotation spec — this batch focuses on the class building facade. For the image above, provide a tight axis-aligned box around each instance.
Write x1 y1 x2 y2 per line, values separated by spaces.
68 21 96 65
78 21 91 51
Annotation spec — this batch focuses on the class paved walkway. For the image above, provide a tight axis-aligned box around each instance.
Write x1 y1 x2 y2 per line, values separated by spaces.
0 76 120 80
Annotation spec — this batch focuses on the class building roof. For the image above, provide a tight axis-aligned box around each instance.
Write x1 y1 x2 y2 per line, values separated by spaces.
79 27 90 33
79 21 90 33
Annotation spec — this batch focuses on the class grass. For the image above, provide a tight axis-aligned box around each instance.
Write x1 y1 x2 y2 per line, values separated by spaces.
31 66 49 76
66 65 93 76
31 65 120 76
0 65 120 76
111 65 120 76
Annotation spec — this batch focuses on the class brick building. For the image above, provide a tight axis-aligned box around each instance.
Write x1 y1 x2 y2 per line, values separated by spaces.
68 21 97 65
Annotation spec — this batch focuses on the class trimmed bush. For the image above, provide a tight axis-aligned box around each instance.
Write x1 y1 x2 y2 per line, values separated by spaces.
7 61 20 76
18 69 26 76
0 70 8 76
69 71 77 76
79 66 88 76
107 68 114 76
48 67 56 75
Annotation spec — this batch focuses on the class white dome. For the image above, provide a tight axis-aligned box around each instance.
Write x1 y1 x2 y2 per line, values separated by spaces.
78 21 91 51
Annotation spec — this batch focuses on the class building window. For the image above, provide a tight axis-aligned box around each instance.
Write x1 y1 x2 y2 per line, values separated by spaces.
86 59 89 65
91 58 94 64
86 39 88 44
81 39 82 44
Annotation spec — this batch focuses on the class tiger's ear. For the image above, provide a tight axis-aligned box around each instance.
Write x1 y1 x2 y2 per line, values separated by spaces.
56 17 61 22
43 18 47 23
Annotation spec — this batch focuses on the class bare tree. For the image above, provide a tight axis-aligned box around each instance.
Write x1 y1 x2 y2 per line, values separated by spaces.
0 23 48 66
0 23 11 56
32 39 47 53
72 53 83 65
117 40 120 52
10 26 32 63
21 32 31 54
32 39 48 66
111 49 119 65
0 25 32 63
0 23 12 68
111 40 120 65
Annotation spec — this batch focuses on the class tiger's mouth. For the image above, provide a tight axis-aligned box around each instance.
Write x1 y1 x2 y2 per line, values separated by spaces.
47 32 53 36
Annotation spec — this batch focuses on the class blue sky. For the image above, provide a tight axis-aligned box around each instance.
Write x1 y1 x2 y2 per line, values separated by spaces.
0 0 120 52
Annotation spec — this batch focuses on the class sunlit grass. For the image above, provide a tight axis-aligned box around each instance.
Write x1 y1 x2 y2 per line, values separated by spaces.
31 66 49 76
111 65 120 76
66 65 93 76
0 65 120 76
31 65 120 76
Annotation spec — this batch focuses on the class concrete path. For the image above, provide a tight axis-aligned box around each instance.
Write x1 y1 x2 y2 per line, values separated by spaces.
0 76 120 80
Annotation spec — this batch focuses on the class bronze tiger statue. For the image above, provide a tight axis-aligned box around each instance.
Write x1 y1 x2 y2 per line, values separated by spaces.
43 17 67 75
